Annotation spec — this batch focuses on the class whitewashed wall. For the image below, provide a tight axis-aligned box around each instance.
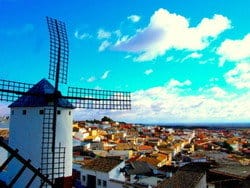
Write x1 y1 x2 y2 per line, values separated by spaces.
7 107 73 187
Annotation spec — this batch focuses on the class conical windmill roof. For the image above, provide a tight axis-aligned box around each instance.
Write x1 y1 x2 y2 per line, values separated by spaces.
9 79 74 109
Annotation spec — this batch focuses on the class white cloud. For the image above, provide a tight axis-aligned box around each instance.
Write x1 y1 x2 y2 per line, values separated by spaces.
73 81 250 123
114 30 122 37
224 62 250 89
114 8 231 62
101 70 110 79
209 86 227 98
97 29 111 39
189 52 203 58
114 35 129 46
181 52 203 62
167 79 192 88
87 76 96 82
98 40 111 51
74 31 91 40
127 15 141 23
124 55 131 59
144 69 153 75
217 34 250 65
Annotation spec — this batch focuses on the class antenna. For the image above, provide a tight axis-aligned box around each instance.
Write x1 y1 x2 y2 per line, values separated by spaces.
0 17 131 187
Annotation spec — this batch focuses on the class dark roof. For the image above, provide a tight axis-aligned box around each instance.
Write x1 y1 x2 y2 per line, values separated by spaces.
157 170 205 188
180 162 211 172
157 162 210 188
126 161 153 175
9 79 74 109
158 165 179 173
209 164 250 180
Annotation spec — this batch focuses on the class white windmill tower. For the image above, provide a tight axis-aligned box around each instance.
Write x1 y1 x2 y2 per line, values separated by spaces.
7 79 74 187
0 17 131 187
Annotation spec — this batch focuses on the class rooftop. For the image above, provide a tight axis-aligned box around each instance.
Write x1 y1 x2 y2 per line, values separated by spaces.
210 164 250 180
157 163 210 188
157 171 204 188
0 129 9 139
126 161 152 175
81 157 123 172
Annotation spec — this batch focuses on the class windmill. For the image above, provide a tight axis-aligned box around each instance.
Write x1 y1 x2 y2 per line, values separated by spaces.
0 17 131 187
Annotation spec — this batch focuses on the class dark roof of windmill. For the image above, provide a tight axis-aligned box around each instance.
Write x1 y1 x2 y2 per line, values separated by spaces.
9 79 74 109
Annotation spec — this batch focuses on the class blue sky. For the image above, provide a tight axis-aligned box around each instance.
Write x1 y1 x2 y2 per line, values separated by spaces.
0 0 249 123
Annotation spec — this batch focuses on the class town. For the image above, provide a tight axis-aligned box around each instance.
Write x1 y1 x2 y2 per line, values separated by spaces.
0 117 250 187
70 117 250 188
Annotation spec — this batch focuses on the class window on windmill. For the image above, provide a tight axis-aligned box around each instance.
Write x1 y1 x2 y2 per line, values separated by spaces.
57 110 61 115
39 110 44 115
22 110 27 115
11 110 14 115
97 179 101 186
103 180 107 187
69 111 71 116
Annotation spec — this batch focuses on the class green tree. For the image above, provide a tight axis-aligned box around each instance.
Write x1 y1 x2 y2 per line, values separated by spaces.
223 141 233 152
101 116 113 122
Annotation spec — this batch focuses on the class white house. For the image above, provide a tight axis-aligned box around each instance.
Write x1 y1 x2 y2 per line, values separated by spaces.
73 157 126 188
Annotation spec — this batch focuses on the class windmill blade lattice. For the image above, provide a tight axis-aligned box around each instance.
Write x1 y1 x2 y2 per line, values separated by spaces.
47 17 69 85
66 86 131 110
0 79 34 102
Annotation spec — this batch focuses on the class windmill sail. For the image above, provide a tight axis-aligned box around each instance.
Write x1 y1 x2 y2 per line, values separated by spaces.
66 86 131 110
0 79 34 102
47 17 69 85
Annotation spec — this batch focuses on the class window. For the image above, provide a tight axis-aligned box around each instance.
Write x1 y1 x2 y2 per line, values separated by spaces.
82 175 86 182
39 110 44 115
103 180 107 187
69 111 71 116
97 179 101 186
57 110 61 115
11 110 14 115
22 110 27 115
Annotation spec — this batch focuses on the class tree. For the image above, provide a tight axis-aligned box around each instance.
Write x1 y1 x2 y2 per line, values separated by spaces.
222 141 233 153
101 116 113 122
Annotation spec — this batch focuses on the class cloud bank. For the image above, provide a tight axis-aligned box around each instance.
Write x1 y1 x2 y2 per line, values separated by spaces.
73 79 250 123
114 8 231 62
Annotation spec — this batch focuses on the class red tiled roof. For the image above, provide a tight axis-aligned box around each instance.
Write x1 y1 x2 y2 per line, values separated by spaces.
138 145 153 151
138 156 160 167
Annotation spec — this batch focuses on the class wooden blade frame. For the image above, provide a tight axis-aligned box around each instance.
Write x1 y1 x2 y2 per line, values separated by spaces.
66 86 131 110
0 79 33 102
47 17 69 85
